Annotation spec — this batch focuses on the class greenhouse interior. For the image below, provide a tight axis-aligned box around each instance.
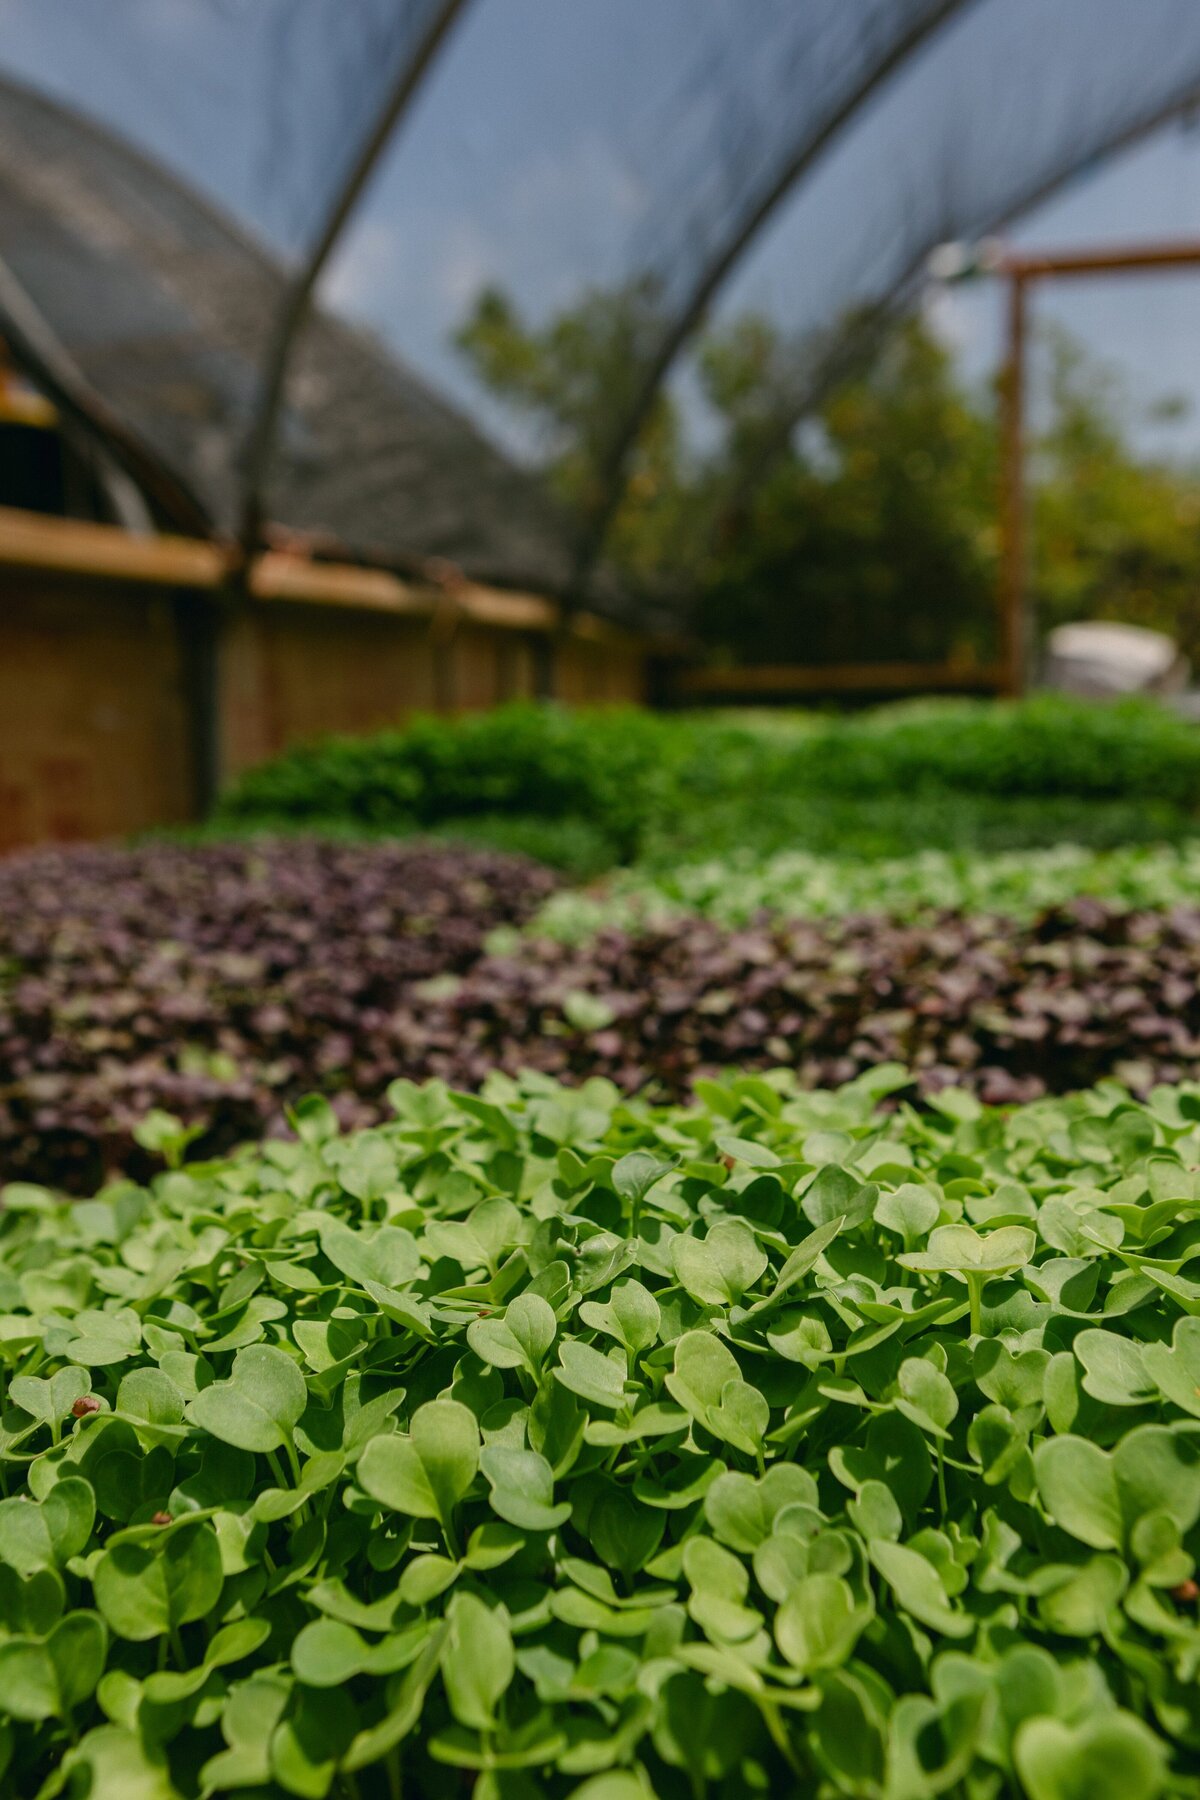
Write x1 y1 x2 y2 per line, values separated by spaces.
3 4 1200 1796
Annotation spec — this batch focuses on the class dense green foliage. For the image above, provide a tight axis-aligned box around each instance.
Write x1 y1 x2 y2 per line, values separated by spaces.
215 698 1200 874
0 841 558 1191
527 841 1200 939
457 285 1200 669
4 1071 1200 1796
13 835 1200 1188
1032 332 1200 661
691 317 999 667
216 705 688 872
426 900 1200 1106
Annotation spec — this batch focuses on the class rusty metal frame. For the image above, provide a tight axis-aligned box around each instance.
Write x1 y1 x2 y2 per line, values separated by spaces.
996 237 1200 695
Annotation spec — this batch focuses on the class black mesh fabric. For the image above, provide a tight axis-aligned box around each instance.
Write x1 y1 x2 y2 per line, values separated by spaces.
1 0 1199 605
0 0 452 261
680 0 1200 528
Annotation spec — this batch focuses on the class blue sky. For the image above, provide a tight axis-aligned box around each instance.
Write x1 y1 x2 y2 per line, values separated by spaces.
3 0 1200 459
949 126 1200 459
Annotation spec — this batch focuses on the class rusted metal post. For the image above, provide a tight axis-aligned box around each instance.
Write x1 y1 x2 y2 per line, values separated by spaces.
1002 240 1200 279
997 270 1027 698
994 237 1200 699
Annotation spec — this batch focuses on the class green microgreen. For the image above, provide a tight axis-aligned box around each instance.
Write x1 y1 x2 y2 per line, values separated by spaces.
1 1068 1200 1796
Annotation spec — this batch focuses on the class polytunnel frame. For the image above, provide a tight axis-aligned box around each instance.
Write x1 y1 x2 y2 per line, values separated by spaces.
7 0 1198 703
233 0 984 590
665 67 1200 707
996 236 1200 698
565 0 978 588
236 0 473 562
226 0 1200 675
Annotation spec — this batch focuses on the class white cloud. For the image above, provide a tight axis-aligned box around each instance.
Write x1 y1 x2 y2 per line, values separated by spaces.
322 221 409 315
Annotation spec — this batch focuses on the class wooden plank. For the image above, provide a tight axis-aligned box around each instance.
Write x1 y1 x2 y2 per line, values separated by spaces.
456 582 557 631
0 505 223 588
675 661 1003 698
0 388 57 428
0 507 593 639
0 582 193 846
568 609 644 651
250 553 426 614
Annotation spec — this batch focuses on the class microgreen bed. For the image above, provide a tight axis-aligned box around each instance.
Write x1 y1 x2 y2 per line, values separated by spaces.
12 834 1200 1189
526 842 1200 939
214 698 1200 873
417 901 1200 1106
2 1070 1200 1798
0 841 556 1190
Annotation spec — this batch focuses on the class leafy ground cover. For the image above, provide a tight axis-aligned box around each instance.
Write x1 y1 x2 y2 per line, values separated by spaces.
403 900 1200 1107
525 842 1200 939
2 1069 1200 1797
0 841 556 1191
11 833 1200 1187
213 698 1200 874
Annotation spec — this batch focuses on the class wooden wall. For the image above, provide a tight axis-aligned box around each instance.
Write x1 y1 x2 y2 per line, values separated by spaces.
0 571 194 850
219 607 550 774
0 512 650 852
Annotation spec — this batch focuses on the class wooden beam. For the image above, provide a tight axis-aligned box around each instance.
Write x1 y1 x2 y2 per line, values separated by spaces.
0 505 223 587
250 553 426 615
675 661 1003 698
0 507 627 642
988 235 1200 700
455 582 557 632
0 388 57 428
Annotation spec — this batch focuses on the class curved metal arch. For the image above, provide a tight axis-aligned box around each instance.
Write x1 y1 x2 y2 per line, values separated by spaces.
0 252 213 536
572 0 979 593
237 0 476 559
695 67 1200 560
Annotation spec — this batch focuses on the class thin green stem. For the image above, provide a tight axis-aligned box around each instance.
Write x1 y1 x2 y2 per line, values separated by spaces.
967 1275 983 1339
283 1435 304 1487
936 1439 947 1517
442 1512 461 1561
761 1698 802 1776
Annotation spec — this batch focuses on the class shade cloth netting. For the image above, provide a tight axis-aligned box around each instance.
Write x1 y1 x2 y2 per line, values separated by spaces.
1 0 1199 608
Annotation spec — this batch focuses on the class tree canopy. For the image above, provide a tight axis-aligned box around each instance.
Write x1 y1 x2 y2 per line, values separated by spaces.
456 285 1200 670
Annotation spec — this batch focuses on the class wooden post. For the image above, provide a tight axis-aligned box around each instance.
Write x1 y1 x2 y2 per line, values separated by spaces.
531 627 557 701
997 271 1027 697
172 588 222 818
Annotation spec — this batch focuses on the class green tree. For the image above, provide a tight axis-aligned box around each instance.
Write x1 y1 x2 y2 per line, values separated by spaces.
455 284 1200 669
693 315 999 665
454 279 695 581
1032 327 1200 655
